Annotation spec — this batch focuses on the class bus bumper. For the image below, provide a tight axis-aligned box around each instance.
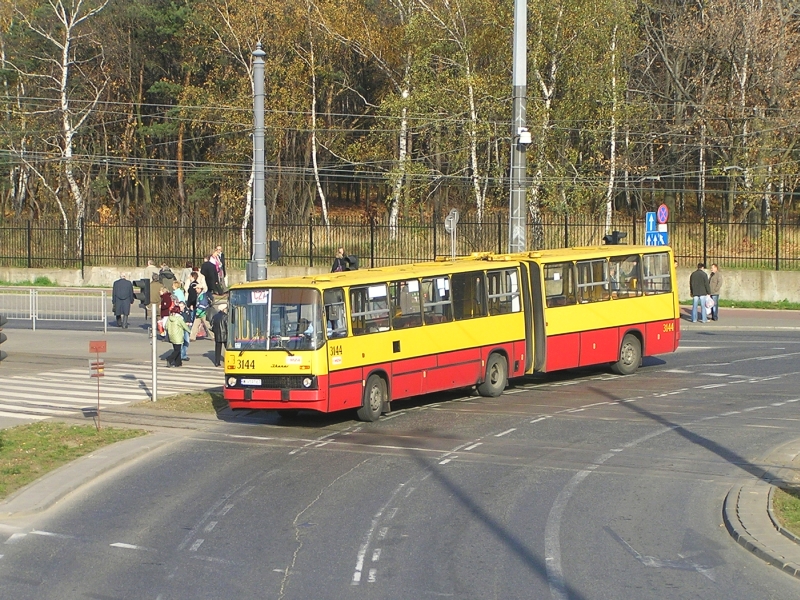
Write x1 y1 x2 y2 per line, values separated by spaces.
225 388 329 412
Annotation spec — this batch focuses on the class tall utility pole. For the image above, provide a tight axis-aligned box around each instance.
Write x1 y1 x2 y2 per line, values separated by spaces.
248 42 267 282
508 0 529 253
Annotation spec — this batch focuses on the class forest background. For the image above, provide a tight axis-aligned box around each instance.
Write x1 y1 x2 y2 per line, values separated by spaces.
1 0 799 258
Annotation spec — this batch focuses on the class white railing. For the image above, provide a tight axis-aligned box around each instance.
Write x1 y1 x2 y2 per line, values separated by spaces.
0 288 108 332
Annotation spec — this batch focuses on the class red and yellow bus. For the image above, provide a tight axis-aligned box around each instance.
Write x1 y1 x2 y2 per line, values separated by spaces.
224 245 679 421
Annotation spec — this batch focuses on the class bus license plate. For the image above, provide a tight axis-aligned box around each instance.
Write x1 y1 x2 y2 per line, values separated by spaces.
241 378 262 386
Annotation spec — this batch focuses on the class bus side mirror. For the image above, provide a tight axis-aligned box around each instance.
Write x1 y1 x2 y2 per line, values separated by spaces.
346 255 359 270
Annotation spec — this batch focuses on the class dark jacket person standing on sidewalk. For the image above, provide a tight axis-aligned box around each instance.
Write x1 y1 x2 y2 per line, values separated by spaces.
112 273 135 328
211 303 228 367
689 263 711 323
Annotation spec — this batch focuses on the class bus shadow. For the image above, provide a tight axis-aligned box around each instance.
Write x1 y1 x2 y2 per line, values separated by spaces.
589 386 788 486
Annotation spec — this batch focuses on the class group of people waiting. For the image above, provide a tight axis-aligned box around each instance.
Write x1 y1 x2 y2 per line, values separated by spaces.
689 262 723 323
110 247 228 368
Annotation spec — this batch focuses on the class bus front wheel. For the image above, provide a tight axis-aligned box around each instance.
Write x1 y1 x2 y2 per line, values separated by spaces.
612 334 641 375
358 374 387 422
477 354 508 397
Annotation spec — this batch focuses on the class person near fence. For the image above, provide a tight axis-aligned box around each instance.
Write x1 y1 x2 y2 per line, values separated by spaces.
215 245 227 287
200 254 221 298
112 272 135 328
158 263 175 287
145 259 159 280
690 263 711 323
179 261 193 289
211 302 228 367
165 305 190 367
709 264 723 321
331 247 349 272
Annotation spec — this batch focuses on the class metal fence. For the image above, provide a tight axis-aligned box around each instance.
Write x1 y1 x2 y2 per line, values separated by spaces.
1 212 798 272
0 289 108 331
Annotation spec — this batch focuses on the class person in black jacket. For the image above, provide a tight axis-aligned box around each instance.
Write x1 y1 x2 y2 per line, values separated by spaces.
111 273 135 328
200 255 221 299
689 263 711 323
211 303 228 367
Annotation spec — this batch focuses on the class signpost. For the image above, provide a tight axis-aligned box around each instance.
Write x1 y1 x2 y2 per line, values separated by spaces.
645 206 670 246
89 341 106 430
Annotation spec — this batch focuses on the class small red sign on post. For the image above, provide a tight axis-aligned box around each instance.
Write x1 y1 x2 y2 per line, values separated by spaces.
89 340 107 354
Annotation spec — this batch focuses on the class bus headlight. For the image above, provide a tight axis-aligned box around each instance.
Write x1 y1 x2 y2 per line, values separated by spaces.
302 377 313 388
227 377 237 387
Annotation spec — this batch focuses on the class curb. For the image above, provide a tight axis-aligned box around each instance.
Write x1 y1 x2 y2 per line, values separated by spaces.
723 484 800 579
0 431 177 519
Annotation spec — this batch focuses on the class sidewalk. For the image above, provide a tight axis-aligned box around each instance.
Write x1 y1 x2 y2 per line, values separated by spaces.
723 439 800 579
680 306 800 330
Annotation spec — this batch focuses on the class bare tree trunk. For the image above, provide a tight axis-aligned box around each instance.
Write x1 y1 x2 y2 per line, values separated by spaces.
307 17 329 228
604 26 618 234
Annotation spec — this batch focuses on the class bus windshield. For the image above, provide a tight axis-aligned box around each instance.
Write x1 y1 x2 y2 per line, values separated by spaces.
228 288 325 351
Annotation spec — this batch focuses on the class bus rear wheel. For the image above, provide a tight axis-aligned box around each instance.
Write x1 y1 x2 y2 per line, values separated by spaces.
358 374 387 422
477 353 508 397
612 334 641 375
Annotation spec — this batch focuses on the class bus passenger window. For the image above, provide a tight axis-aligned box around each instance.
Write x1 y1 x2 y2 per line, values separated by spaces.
390 279 422 329
350 284 390 335
487 269 521 315
452 271 487 320
544 263 576 307
323 288 347 338
422 276 452 325
577 259 610 303
609 255 642 299
642 252 672 294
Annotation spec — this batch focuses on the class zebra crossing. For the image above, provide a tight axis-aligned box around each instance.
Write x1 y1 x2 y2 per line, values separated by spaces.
0 362 223 421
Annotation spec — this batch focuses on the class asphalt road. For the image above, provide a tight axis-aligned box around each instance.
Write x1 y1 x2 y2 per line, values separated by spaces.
1 325 800 599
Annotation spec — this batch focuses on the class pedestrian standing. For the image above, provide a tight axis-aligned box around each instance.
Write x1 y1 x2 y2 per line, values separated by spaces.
111 272 135 328
211 302 228 367
689 263 711 323
200 254 221 298
709 264 723 321
215 245 228 287
331 247 348 272
179 301 193 362
165 305 190 367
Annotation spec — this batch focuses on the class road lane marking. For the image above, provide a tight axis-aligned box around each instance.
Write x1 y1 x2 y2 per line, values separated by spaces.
495 428 516 437
464 442 483 451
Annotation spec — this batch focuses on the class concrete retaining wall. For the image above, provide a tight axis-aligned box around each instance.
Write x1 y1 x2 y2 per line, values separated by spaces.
2 265 798 303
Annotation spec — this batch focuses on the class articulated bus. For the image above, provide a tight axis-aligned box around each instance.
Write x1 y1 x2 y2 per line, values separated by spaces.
224 245 679 421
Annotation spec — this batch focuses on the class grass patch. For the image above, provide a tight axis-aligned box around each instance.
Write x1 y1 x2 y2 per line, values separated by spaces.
0 276 58 287
679 299 800 310
131 390 227 414
0 422 146 501
773 487 800 538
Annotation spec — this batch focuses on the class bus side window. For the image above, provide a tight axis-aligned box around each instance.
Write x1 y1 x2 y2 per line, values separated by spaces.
350 284 389 335
323 288 347 338
577 259 610 303
642 252 672 294
609 255 642 299
487 268 521 315
390 279 422 329
544 262 576 307
452 271 487 320
422 276 452 324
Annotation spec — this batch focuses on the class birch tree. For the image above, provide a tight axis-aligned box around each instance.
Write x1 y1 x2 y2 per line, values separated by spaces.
11 0 109 258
